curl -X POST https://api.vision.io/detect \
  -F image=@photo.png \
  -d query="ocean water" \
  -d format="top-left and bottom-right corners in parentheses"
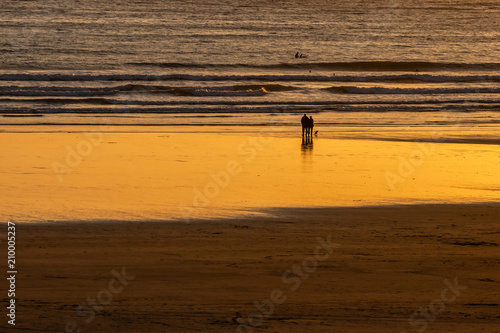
top-left (1, 0), bottom-right (500, 129)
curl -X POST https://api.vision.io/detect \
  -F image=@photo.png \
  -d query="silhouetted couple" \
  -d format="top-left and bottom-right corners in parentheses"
top-left (301, 114), bottom-right (314, 137)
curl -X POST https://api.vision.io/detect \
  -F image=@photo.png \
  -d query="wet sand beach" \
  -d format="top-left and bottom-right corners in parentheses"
top-left (3, 0), bottom-right (500, 331)
top-left (1, 128), bottom-right (499, 332)
top-left (6, 204), bottom-right (500, 333)
top-left (1, 129), bottom-right (500, 222)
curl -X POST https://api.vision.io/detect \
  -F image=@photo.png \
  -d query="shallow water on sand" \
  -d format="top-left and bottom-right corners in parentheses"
top-left (2, 130), bottom-right (499, 222)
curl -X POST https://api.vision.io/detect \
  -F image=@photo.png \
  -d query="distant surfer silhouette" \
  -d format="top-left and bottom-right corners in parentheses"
top-left (295, 52), bottom-right (307, 59)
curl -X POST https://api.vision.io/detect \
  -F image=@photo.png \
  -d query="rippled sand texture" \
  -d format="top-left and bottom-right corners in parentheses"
top-left (9, 205), bottom-right (500, 333)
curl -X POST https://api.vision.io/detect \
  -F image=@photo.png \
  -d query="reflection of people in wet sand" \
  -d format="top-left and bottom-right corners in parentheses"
top-left (302, 133), bottom-right (313, 147)
top-left (302, 122), bottom-right (313, 151)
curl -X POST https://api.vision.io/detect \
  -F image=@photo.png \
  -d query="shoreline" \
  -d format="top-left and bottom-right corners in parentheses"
top-left (3, 123), bottom-right (500, 145)
top-left (9, 204), bottom-right (500, 332)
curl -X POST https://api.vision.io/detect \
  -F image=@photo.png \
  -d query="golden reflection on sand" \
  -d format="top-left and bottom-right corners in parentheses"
top-left (1, 131), bottom-right (499, 222)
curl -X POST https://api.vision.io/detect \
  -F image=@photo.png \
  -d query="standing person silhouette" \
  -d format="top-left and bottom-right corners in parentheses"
top-left (301, 114), bottom-right (308, 136)
top-left (308, 116), bottom-right (314, 136)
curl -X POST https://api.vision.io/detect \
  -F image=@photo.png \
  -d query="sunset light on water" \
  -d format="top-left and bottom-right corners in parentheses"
top-left (1, 1), bottom-right (499, 332)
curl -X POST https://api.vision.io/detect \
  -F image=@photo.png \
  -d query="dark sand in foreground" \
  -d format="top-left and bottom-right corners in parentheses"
top-left (6, 204), bottom-right (500, 332)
